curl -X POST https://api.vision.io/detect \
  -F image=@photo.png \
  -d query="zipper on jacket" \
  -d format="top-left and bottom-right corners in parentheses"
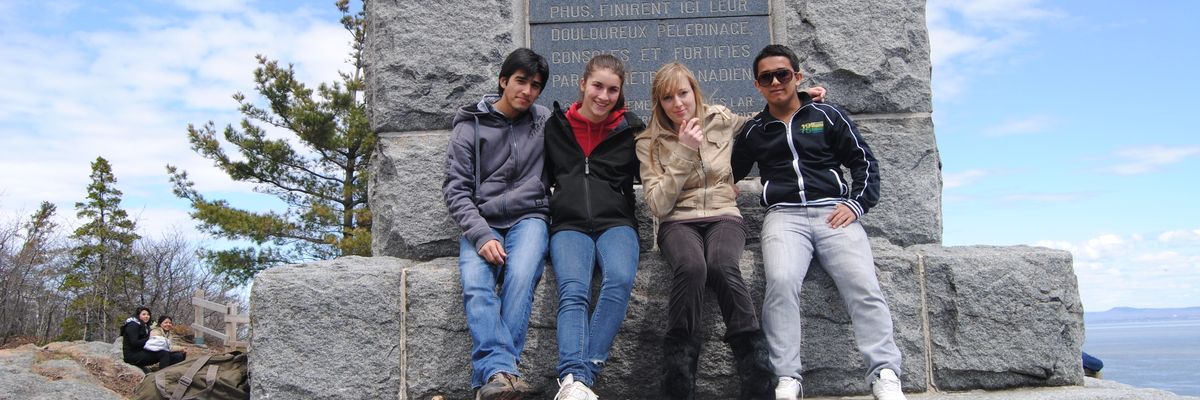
top-left (782, 109), bottom-right (807, 204)
top-left (584, 156), bottom-right (594, 231)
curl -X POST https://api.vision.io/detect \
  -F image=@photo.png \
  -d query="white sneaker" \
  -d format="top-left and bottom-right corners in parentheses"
top-left (554, 373), bottom-right (598, 400)
top-left (871, 369), bottom-right (906, 400)
top-left (775, 376), bottom-right (800, 400)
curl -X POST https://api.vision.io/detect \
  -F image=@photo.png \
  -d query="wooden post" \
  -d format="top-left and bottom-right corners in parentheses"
top-left (193, 289), bottom-right (205, 344)
top-left (226, 302), bottom-right (238, 347)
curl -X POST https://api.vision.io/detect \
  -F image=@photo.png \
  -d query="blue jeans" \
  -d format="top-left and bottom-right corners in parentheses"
top-left (459, 218), bottom-right (548, 388)
top-left (550, 226), bottom-right (639, 386)
top-left (760, 206), bottom-right (902, 386)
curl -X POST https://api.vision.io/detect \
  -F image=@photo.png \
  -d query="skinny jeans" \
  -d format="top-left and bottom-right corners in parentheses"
top-left (550, 226), bottom-right (639, 387)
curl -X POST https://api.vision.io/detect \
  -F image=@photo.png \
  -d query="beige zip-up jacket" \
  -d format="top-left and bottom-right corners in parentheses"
top-left (636, 104), bottom-right (748, 223)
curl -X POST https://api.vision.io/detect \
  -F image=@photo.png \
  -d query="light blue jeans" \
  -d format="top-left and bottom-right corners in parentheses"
top-left (550, 226), bottom-right (639, 387)
top-left (459, 218), bottom-right (548, 388)
top-left (760, 206), bottom-right (902, 386)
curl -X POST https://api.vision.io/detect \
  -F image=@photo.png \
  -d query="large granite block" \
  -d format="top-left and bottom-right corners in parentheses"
top-left (364, 0), bottom-right (525, 133)
top-left (856, 116), bottom-right (942, 246)
top-left (914, 245), bottom-right (1085, 391)
top-left (249, 256), bottom-right (407, 400)
top-left (778, 0), bottom-right (932, 115)
top-left (369, 132), bottom-right (460, 260)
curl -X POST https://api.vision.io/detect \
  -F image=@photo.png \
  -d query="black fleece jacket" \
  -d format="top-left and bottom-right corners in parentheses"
top-left (544, 102), bottom-right (645, 234)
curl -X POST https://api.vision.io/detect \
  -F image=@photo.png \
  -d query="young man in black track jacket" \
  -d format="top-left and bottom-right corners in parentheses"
top-left (731, 44), bottom-right (907, 400)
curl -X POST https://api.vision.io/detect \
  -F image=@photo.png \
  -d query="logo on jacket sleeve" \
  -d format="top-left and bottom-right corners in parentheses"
top-left (799, 122), bottom-right (824, 134)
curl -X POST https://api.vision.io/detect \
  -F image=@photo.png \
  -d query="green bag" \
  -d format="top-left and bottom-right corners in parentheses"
top-left (132, 351), bottom-right (250, 400)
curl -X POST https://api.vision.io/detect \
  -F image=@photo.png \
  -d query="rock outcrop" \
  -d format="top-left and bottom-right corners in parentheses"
top-left (0, 341), bottom-right (137, 400)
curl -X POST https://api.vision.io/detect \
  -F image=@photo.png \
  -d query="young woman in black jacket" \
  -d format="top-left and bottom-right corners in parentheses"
top-left (544, 54), bottom-right (646, 400)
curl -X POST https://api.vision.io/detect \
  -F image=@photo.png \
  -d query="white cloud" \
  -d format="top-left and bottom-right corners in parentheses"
top-left (1038, 231), bottom-right (1200, 310)
top-left (980, 114), bottom-right (1057, 136)
top-left (942, 169), bottom-right (988, 189)
top-left (1103, 144), bottom-right (1200, 175)
top-left (1038, 233), bottom-right (1133, 260)
top-left (1159, 229), bottom-right (1200, 245)
top-left (927, 0), bottom-right (1065, 100)
top-left (0, 1), bottom-right (353, 232)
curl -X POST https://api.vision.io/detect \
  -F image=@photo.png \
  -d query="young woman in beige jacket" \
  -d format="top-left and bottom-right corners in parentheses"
top-left (636, 62), bottom-right (823, 400)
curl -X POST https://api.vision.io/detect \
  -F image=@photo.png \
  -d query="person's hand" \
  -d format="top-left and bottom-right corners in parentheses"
top-left (827, 203), bottom-right (857, 228)
top-left (180, 347), bottom-right (188, 355)
top-left (805, 86), bottom-right (827, 102)
top-left (678, 117), bottom-right (703, 150)
top-left (478, 239), bottom-right (506, 265)
top-left (732, 182), bottom-right (740, 197)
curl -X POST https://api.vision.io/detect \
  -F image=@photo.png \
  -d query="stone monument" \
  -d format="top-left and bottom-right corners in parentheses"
top-left (247, 1), bottom-right (1084, 399)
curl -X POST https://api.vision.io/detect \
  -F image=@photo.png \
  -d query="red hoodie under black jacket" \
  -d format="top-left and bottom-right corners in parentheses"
top-left (544, 101), bottom-right (646, 235)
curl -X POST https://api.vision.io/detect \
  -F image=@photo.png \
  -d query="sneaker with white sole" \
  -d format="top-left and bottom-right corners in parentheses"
top-left (871, 368), bottom-right (906, 400)
top-left (553, 373), bottom-right (598, 400)
top-left (775, 376), bottom-right (800, 400)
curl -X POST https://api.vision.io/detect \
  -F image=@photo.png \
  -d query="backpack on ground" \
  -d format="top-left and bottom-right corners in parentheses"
top-left (132, 351), bottom-right (250, 400)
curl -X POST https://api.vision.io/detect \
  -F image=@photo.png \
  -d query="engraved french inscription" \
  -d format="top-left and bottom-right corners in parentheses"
top-left (531, 0), bottom-right (770, 116)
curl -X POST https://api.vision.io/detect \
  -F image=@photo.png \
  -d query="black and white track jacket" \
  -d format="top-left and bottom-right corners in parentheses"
top-left (731, 92), bottom-right (880, 217)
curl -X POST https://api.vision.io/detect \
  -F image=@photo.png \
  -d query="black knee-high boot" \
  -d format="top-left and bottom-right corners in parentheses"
top-left (662, 334), bottom-right (701, 400)
top-left (728, 330), bottom-right (776, 400)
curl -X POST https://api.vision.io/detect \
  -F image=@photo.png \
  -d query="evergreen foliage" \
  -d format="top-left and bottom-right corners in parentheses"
top-left (63, 157), bottom-right (141, 341)
top-left (168, 1), bottom-right (372, 286)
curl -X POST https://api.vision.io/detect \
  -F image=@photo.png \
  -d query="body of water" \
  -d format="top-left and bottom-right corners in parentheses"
top-left (1082, 319), bottom-right (1200, 396)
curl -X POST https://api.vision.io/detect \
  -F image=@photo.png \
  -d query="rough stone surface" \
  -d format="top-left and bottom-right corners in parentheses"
top-left (855, 116), bottom-right (942, 246)
top-left (0, 344), bottom-right (127, 400)
top-left (249, 256), bottom-right (407, 400)
top-left (780, 0), bottom-right (932, 115)
top-left (255, 243), bottom-right (1087, 398)
top-left (913, 245), bottom-right (1085, 391)
top-left (363, 0), bottom-right (525, 133)
top-left (369, 132), bottom-right (461, 260)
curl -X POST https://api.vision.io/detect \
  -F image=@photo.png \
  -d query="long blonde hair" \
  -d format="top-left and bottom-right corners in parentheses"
top-left (648, 62), bottom-right (706, 134)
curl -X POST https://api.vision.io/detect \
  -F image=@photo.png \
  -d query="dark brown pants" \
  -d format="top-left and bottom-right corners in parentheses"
top-left (658, 219), bottom-right (760, 340)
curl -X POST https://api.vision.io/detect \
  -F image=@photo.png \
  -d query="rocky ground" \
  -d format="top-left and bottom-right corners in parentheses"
top-left (2, 337), bottom-right (1197, 400)
top-left (0, 337), bottom-right (234, 400)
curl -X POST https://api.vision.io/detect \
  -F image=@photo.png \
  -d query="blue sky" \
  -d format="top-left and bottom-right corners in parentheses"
top-left (1, 0), bottom-right (1197, 312)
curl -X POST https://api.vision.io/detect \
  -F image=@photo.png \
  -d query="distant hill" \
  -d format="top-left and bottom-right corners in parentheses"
top-left (1085, 306), bottom-right (1200, 324)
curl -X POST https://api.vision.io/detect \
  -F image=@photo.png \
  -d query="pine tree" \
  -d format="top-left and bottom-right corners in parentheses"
top-left (64, 157), bottom-right (140, 341)
top-left (168, 1), bottom-right (372, 286)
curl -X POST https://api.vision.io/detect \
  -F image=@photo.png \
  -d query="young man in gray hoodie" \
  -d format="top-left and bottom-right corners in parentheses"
top-left (442, 48), bottom-right (551, 400)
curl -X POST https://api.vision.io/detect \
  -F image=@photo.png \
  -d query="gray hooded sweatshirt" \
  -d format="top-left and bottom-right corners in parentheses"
top-left (442, 94), bottom-right (551, 251)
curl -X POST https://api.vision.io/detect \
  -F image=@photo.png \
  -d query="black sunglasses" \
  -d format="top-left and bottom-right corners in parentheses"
top-left (756, 69), bottom-right (796, 86)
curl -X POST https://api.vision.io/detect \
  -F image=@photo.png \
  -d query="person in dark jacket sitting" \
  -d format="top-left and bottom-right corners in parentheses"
top-left (544, 53), bottom-right (645, 400)
top-left (121, 306), bottom-right (172, 370)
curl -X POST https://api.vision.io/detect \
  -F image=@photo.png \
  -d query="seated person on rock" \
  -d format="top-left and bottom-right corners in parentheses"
top-left (149, 315), bottom-right (187, 367)
top-left (442, 47), bottom-right (551, 400)
top-left (731, 44), bottom-right (906, 400)
top-left (121, 307), bottom-right (174, 371)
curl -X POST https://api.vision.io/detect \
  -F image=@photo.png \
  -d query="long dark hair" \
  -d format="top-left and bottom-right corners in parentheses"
top-left (132, 307), bottom-right (151, 323)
